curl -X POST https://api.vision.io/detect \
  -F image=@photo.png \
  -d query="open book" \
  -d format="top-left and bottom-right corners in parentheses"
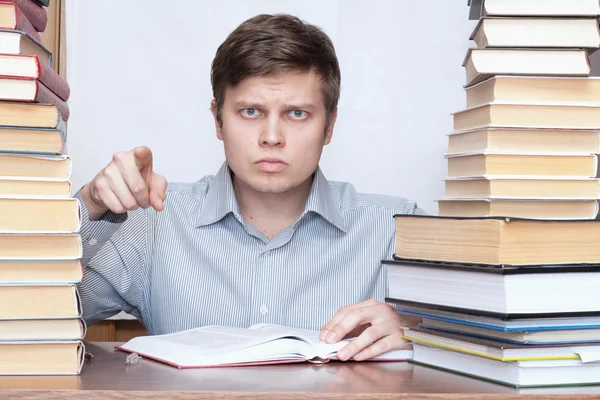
top-left (115, 323), bottom-right (413, 368)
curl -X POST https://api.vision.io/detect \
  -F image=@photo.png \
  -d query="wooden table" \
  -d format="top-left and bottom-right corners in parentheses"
top-left (1, 342), bottom-right (600, 399)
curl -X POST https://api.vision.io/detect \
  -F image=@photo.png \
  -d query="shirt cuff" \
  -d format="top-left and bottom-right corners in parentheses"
top-left (74, 188), bottom-right (128, 265)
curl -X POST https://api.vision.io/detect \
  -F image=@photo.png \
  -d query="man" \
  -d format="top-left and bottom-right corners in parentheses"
top-left (77, 13), bottom-right (421, 362)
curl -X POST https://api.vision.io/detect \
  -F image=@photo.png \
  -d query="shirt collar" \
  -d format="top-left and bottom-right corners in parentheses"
top-left (303, 166), bottom-right (347, 232)
top-left (194, 162), bottom-right (347, 232)
top-left (194, 162), bottom-right (242, 227)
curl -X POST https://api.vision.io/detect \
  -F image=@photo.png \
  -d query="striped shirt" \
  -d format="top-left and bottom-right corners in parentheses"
top-left (76, 162), bottom-right (420, 334)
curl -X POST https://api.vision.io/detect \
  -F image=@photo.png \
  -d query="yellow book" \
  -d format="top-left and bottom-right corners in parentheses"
top-left (403, 328), bottom-right (594, 362)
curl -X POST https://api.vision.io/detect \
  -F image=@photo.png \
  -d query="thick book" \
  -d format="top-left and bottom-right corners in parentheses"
top-left (437, 198), bottom-right (599, 220)
top-left (0, 179), bottom-right (71, 197)
top-left (411, 343), bottom-right (600, 388)
top-left (0, 318), bottom-right (85, 341)
top-left (116, 323), bottom-right (413, 368)
top-left (463, 48), bottom-right (590, 87)
top-left (0, 197), bottom-right (79, 233)
top-left (403, 327), bottom-right (600, 361)
top-left (0, 259), bottom-right (82, 284)
top-left (0, 101), bottom-right (61, 127)
top-left (0, 197), bottom-right (80, 233)
top-left (0, 341), bottom-right (83, 375)
top-left (470, 17), bottom-right (600, 49)
top-left (0, 233), bottom-right (81, 260)
top-left (0, 79), bottom-right (69, 120)
top-left (443, 176), bottom-right (600, 200)
top-left (465, 76), bottom-right (600, 107)
top-left (391, 299), bottom-right (600, 329)
top-left (445, 151), bottom-right (598, 178)
top-left (452, 102), bottom-right (600, 132)
top-left (418, 318), bottom-right (600, 345)
top-left (469, 0), bottom-right (600, 19)
top-left (0, 154), bottom-right (71, 180)
top-left (0, 123), bottom-right (66, 155)
top-left (0, 29), bottom-right (51, 65)
top-left (447, 127), bottom-right (600, 154)
top-left (392, 215), bottom-right (600, 266)
top-left (383, 258), bottom-right (600, 316)
top-left (0, 285), bottom-right (81, 319)
top-left (13, 0), bottom-right (46, 32)
top-left (0, 1), bottom-right (40, 41)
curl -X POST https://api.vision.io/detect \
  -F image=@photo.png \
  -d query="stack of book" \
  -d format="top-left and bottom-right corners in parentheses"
top-left (386, 215), bottom-right (600, 387)
top-left (383, 0), bottom-right (600, 388)
top-left (440, 0), bottom-right (600, 220)
top-left (0, 0), bottom-right (84, 376)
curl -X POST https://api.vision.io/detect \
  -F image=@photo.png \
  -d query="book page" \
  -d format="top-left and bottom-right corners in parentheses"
top-left (152, 325), bottom-right (288, 355)
top-left (119, 324), bottom-right (326, 366)
top-left (248, 323), bottom-right (324, 344)
top-left (249, 324), bottom-right (350, 359)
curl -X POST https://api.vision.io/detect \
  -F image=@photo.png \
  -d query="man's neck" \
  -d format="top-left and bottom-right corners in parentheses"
top-left (233, 174), bottom-right (313, 240)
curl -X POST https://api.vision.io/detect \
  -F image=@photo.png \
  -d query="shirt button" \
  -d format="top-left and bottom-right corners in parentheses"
top-left (259, 304), bottom-right (268, 315)
top-left (88, 238), bottom-right (98, 246)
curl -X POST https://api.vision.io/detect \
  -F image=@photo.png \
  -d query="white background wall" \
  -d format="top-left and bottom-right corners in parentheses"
top-left (64, 0), bottom-right (476, 214)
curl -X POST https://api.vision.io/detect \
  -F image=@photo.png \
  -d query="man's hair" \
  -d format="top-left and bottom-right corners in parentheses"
top-left (211, 14), bottom-right (341, 129)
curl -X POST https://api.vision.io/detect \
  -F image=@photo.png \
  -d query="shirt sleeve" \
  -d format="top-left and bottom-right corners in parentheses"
top-left (413, 205), bottom-right (428, 216)
top-left (74, 189), bottom-right (150, 327)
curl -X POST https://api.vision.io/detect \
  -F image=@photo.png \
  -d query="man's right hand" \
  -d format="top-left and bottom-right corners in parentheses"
top-left (81, 146), bottom-right (168, 221)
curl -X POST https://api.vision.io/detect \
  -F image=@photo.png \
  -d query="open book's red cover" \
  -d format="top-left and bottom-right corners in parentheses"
top-left (114, 345), bottom-right (411, 369)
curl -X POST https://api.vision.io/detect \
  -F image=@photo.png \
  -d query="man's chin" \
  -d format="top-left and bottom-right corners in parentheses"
top-left (250, 184), bottom-right (292, 195)
top-left (247, 177), bottom-right (293, 194)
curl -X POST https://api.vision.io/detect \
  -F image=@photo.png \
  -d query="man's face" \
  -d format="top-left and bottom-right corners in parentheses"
top-left (212, 69), bottom-right (336, 194)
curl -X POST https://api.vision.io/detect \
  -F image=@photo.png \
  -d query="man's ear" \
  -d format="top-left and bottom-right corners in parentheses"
top-left (324, 108), bottom-right (337, 145)
top-left (211, 100), bottom-right (223, 141)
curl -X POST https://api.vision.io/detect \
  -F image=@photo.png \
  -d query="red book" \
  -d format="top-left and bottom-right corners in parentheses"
top-left (0, 53), bottom-right (69, 100)
top-left (13, 0), bottom-right (46, 32)
top-left (32, 80), bottom-right (69, 121)
top-left (0, 78), bottom-right (69, 120)
top-left (0, 1), bottom-right (41, 42)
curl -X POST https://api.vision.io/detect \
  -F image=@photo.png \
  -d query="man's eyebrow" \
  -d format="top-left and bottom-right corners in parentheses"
top-left (285, 103), bottom-right (316, 110)
top-left (235, 101), bottom-right (264, 108)
top-left (234, 101), bottom-right (316, 110)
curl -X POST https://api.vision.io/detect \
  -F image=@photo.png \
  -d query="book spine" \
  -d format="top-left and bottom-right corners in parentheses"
top-left (13, 0), bottom-right (47, 32)
top-left (34, 80), bottom-right (70, 121)
top-left (9, 3), bottom-right (42, 42)
top-left (36, 56), bottom-right (70, 101)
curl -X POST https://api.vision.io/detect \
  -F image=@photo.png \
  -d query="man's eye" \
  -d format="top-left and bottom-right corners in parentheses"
top-left (241, 108), bottom-right (260, 117)
top-left (289, 110), bottom-right (307, 119)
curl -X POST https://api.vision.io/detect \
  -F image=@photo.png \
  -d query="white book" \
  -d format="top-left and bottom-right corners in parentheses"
top-left (462, 48), bottom-right (590, 87)
top-left (412, 343), bottom-right (600, 388)
top-left (469, 0), bottom-right (600, 18)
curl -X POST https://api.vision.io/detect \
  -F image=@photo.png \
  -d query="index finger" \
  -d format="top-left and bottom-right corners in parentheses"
top-left (133, 146), bottom-right (153, 171)
top-left (116, 156), bottom-right (150, 209)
